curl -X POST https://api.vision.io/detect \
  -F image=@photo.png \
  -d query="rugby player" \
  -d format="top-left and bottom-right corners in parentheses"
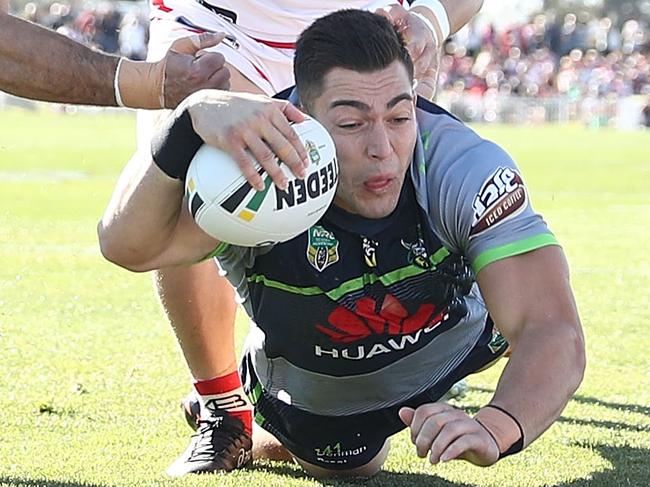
top-left (137, 0), bottom-right (483, 475)
top-left (99, 9), bottom-right (585, 479)
top-left (0, 8), bottom-right (230, 108)
top-left (1, 0), bottom-right (481, 474)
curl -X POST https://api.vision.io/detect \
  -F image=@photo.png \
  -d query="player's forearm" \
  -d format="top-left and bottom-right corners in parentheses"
top-left (98, 154), bottom-right (186, 271)
top-left (0, 14), bottom-right (118, 105)
top-left (440, 0), bottom-right (482, 34)
top-left (410, 0), bottom-right (482, 37)
top-left (490, 321), bottom-right (585, 448)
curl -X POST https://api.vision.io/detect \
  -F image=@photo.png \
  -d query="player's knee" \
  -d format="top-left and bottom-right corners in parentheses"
top-left (296, 439), bottom-right (390, 479)
top-left (252, 424), bottom-right (293, 462)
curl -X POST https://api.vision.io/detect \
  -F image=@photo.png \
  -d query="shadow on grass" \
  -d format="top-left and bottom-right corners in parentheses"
top-left (557, 444), bottom-right (650, 486)
top-left (571, 394), bottom-right (650, 417)
top-left (0, 479), bottom-right (109, 487)
top-left (468, 386), bottom-right (650, 485)
top-left (470, 387), bottom-right (650, 419)
top-left (250, 463), bottom-right (475, 486)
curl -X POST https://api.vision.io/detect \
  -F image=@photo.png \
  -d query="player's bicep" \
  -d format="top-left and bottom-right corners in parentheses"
top-left (475, 245), bottom-right (580, 346)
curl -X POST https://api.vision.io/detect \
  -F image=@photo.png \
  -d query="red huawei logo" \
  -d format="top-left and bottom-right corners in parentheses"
top-left (315, 294), bottom-right (446, 343)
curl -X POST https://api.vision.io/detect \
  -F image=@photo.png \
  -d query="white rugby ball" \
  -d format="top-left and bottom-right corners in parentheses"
top-left (185, 117), bottom-right (338, 247)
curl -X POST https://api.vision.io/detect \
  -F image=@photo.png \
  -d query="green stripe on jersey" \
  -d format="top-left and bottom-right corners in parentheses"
top-left (249, 382), bottom-right (263, 405)
top-left (247, 246), bottom-right (450, 300)
top-left (472, 233), bottom-right (559, 274)
top-left (254, 411), bottom-right (266, 426)
top-left (199, 241), bottom-right (230, 262)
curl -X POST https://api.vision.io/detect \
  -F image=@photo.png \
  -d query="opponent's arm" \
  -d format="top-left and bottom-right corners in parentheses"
top-left (415, 0), bottom-right (483, 37)
top-left (98, 90), bottom-right (308, 271)
top-left (0, 13), bottom-right (230, 108)
top-left (400, 245), bottom-right (585, 466)
top-left (379, 0), bottom-right (483, 99)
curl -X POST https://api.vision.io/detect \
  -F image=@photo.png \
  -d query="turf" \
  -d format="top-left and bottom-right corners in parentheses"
top-left (0, 109), bottom-right (648, 486)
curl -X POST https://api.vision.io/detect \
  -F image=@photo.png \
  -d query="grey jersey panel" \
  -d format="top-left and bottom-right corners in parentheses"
top-left (412, 106), bottom-right (554, 266)
top-left (216, 244), bottom-right (266, 317)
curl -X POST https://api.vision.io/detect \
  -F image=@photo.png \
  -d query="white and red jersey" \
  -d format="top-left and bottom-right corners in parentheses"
top-left (151, 0), bottom-right (406, 47)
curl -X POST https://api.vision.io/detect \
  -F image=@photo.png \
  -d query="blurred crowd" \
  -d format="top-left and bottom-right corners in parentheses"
top-left (11, 1), bottom-right (650, 126)
top-left (441, 12), bottom-right (650, 100)
top-left (19, 1), bottom-right (148, 60)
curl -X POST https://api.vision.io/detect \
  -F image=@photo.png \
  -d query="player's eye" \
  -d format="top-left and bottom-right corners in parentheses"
top-left (338, 122), bottom-right (363, 129)
top-left (391, 117), bottom-right (411, 124)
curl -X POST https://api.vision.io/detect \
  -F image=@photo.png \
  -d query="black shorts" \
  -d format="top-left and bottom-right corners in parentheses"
top-left (240, 320), bottom-right (507, 470)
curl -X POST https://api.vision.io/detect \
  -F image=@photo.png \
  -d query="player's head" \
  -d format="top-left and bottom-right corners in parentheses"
top-left (294, 10), bottom-right (417, 219)
top-left (294, 9), bottom-right (414, 111)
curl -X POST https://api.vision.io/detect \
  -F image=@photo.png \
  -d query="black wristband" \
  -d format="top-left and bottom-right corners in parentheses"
top-left (483, 404), bottom-right (525, 459)
top-left (151, 107), bottom-right (203, 181)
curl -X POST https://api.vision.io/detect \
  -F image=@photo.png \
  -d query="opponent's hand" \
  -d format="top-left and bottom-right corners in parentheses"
top-left (399, 403), bottom-right (500, 466)
top-left (118, 33), bottom-right (231, 109)
top-left (376, 4), bottom-right (441, 100)
top-left (187, 90), bottom-right (309, 190)
top-left (162, 33), bottom-right (232, 108)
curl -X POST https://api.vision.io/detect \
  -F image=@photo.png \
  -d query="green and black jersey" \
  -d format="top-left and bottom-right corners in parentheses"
top-left (215, 97), bottom-right (558, 417)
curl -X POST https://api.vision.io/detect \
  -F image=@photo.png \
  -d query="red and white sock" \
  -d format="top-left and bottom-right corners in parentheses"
top-left (194, 371), bottom-right (253, 435)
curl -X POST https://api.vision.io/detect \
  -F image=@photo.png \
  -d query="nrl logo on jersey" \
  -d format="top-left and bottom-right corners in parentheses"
top-left (470, 167), bottom-right (528, 237)
top-left (307, 225), bottom-right (339, 272)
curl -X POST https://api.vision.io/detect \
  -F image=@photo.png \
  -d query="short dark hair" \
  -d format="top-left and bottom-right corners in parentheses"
top-left (294, 9), bottom-right (414, 109)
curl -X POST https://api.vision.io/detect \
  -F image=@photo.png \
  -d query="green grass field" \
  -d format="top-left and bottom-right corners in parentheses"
top-left (0, 109), bottom-right (649, 486)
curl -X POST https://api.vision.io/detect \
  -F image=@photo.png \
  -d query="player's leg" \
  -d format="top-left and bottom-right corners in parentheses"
top-left (142, 11), bottom-right (294, 476)
top-left (294, 440), bottom-right (390, 479)
top-left (152, 77), bottom-right (264, 475)
top-left (251, 423), bottom-right (390, 478)
top-left (252, 423), bottom-right (294, 462)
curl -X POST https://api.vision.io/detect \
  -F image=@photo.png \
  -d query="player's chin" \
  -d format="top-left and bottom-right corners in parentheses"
top-left (356, 190), bottom-right (401, 219)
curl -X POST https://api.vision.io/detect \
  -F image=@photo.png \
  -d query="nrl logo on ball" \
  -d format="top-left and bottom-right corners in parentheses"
top-left (470, 167), bottom-right (528, 237)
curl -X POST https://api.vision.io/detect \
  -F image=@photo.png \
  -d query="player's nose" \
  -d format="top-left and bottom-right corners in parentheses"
top-left (366, 123), bottom-right (392, 161)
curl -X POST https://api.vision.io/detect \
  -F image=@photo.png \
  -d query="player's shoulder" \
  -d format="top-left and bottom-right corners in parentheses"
top-left (414, 98), bottom-right (515, 189)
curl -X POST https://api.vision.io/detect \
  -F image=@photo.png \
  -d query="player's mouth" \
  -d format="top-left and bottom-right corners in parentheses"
top-left (363, 176), bottom-right (395, 193)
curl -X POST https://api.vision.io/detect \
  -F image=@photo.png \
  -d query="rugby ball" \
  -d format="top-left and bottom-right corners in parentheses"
top-left (185, 117), bottom-right (338, 247)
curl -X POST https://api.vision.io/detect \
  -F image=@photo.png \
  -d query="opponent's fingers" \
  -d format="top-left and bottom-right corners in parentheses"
top-left (399, 407), bottom-right (415, 426)
top-left (170, 32), bottom-right (227, 55)
top-left (413, 410), bottom-right (465, 458)
top-left (163, 51), bottom-right (229, 107)
top-left (374, 4), bottom-right (409, 29)
top-left (408, 403), bottom-right (456, 444)
top-left (415, 72), bottom-right (438, 101)
top-left (411, 42), bottom-right (436, 79)
top-left (242, 131), bottom-right (287, 190)
top-left (205, 60), bottom-right (231, 91)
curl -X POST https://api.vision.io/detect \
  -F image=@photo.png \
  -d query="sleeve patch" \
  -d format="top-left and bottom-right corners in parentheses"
top-left (470, 167), bottom-right (528, 238)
